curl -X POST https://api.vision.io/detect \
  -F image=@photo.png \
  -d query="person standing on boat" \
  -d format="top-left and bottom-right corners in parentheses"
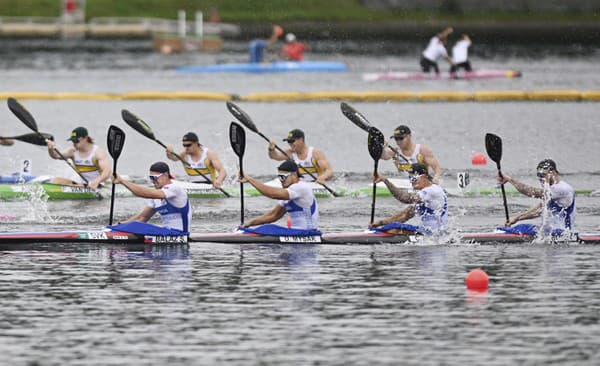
top-left (267, 129), bottom-right (333, 185)
top-left (450, 34), bottom-right (472, 74)
top-left (248, 24), bottom-right (283, 63)
top-left (112, 162), bottom-right (191, 233)
top-left (240, 160), bottom-right (319, 230)
top-left (420, 27), bottom-right (454, 74)
top-left (380, 125), bottom-right (442, 184)
top-left (498, 159), bottom-right (575, 233)
top-left (165, 132), bottom-right (227, 189)
top-left (280, 33), bottom-right (307, 61)
top-left (46, 127), bottom-right (111, 190)
top-left (371, 163), bottom-right (448, 234)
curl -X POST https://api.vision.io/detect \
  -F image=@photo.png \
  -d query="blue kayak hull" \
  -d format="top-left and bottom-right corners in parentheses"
top-left (177, 61), bottom-right (348, 73)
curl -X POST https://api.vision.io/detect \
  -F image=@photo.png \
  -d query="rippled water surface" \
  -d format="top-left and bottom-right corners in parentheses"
top-left (0, 41), bottom-right (599, 365)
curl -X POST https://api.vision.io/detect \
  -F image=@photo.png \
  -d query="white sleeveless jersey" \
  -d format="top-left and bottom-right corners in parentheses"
top-left (422, 37), bottom-right (448, 62)
top-left (395, 144), bottom-right (427, 174)
top-left (73, 145), bottom-right (101, 183)
top-left (184, 148), bottom-right (215, 183)
top-left (292, 146), bottom-right (319, 182)
top-left (452, 39), bottom-right (470, 63)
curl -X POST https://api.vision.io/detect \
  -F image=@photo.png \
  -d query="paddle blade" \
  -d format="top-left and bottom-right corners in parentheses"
top-left (229, 122), bottom-right (246, 158)
top-left (226, 101), bottom-right (259, 133)
top-left (5, 132), bottom-right (54, 146)
top-left (107, 125), bottom-right (126, 161)
top-left (121, 109), bottom-right (156, 140)
top-left (367, 126), bottom-right (385, 161)
top-left (7, 97), bottom-right (38, 132)
top-left (340, 102), bottom-right (371, 132)
top-left (485, 133), bottom-right (503, 164)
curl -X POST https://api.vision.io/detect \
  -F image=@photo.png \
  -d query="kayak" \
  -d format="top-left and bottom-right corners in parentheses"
top-left (0, 174), bottom-right (38, 183)
top-left (363, 69), bottom-right (522, 82)
top-left (177, 61), bottom-right (348, 73)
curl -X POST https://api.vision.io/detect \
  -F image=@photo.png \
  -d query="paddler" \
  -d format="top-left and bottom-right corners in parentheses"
top-left (267, 129), bottom-right (333, 185)
top-left (239, 160), bottom-right (319, 230)
top-left (371, 163), bottom-right (448, 234)
top-left (280, 33), bottom-right (307, 61)
top-left (112, 162), bottom-right (191, 233)
top-left (380, 125), bottom-right (442, 184)
top-left (420, 27), bottom-right (454, 74)
top-left (248, 24), bottom-right (283, 63)
top-left (498, 159), bottom-right (575, 234)
top-left (165, 132), bottom-right (227, 189)
top-left (46, 126), bottom-right (111, 190)
top-left (449, 34), bottom-right (472, 74)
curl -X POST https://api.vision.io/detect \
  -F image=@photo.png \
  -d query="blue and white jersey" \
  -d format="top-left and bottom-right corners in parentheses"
top-left (147, 182), bottom-right (191, 232)
top-left (414, 184), bottom-right (448, 232)
top-left (543, 180), bottom-right (575, 231)
top-left (279, 181), bottom-right (319, 230)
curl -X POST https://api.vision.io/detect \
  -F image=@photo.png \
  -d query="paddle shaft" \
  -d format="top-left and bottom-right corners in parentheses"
top-left (371, 160), bottom-right (379, 224)
top-left (239, 157), bottom-right (244, 225)
top-left (109, 160), bottom-right (118, 225)
top-left (496, 162), bottom-right (510, 223)
top-left (154, 139), bottom-right (231, 198)
top-left (46, 133), bottom-right (90, 185)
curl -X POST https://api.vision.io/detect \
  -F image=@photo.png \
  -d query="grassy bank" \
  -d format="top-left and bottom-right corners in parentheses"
top-left (1, 0), bottom-right (598, 23)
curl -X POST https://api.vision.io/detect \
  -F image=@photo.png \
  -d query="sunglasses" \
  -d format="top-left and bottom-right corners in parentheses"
top-left (394, 136), bottom-right (407, 141)
top-left (409, 174), bottom-right (422, 183)
top-left (149, 172), bottom-right (165, 182)
top-left (536, 172), bottom-right (548, 179)
top-left (182, 143), bottom-right (193, 147)
top-left (278, 173), bottom-right (291, 182)
top-left (286, 139), bottom-right (296, 144)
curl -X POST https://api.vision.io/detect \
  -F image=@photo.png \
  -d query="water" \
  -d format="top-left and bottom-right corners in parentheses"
top-left (0, 41), bottom-right (599, 365)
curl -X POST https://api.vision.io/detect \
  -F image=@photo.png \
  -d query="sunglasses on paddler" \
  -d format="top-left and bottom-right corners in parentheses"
top-left (278, 173), bottom-right (291, 182)
top-left (149, 172), bottom-right (165, 182)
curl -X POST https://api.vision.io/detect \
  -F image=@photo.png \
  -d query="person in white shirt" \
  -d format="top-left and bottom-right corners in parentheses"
top-left (112, 162), bottom-right (191, 233)
top-left (420, 27), bottom-right (454, 74)
top-left (240, 160), bottom-right (319, 230)
top-left (450, 34), bottom-right (472, 74)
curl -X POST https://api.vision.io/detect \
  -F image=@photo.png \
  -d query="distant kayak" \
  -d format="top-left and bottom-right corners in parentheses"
top-left (363, 69), bottom-right (522, 81)
top-left (177, 61), bottom-right (348, 73)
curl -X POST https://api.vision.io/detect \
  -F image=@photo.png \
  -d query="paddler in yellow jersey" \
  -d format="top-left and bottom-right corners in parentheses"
top-left (380, 125), bottom-right (442, 184)
top-left (46, 126), bottom-right (111, 190)
top-left (165, 132), bottom-right (227, 189)
top-left (267, 129), bottom-right (333, 185)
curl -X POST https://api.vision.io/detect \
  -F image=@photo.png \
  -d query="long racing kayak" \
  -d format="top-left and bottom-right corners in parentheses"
top-left (177, 61), bottom-right (348, 73)
top-left (363, 69), bottom-right (522, 81)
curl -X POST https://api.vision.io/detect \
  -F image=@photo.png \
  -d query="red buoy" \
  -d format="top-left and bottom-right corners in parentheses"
top-left (471, 152), bottom-right (487, 165)
top-left (286, 216), bottom-right (292, 228)
top-left (465, 269), bottom-right (489, 291)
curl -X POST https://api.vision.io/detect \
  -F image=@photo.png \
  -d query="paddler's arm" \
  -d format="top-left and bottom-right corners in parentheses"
top-left (89, 148), bottom-right (112, 190)
top-left (242, 205), bottom-right (286, 228)
top-left (207, 150), bottom-right (227, 189)
top-left (506, 202), bottom-right (543, 226)
top-left (313, 148), bottom-right (333, 184)
top-left (380, 140), bottom-right (396, 160)
top-left (113, 175), bottom-right (166, 199)
top-left (121, 206), bottom-right (156, 224)
top-left (46, 140), bottom-right (73, 160)
top-left (240, 174), bottom-right (290, 200)
top-left (165, 146), bottom-right (181, 162)
top-left (498, 173), bottom-right (543, 198)
top-left (370, 205), bottom-right (415, 227)
top-left (374, 173), bottom-right (418, 204)
top-left (267, 140), bottom-right (288, 161)
top-left (420, 145), bottom-right (442, 184)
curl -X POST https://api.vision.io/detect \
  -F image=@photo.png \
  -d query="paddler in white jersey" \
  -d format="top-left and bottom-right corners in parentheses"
top-left (240, 160), bottom-right (319, 230)
top-left (420, 27), bottom-right (454, 74)
top-left (371, 163), bottom-right (448, 234)
top-left (165, 132), bottom-right (227, 189)
top-left (112, 162), bottom-right (191, 233)
top-left (46, 126), bottom-right (111, 190)
top-left (449, 34), bottom-right (472, 74)
top-left (380, 125), bottom-right (442, 184)
top-left (267, 129), bottom-right (333, 185)
top-left (498, 159), bottom-right (575, 233)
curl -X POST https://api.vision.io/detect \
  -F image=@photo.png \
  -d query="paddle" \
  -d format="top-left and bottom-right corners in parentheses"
top-left (107, 125), bottom-right (125, 226)
top-left (485, 133), bottom-right (510, 223)
top-left (0, 132), bottom-right (54, 146)
top-left (340, 102), bottom-right (409, 164)
top-left (368, 126), bottom-right (385, 224)
top-left (226, 101), bottom-right (340, 197)
top-left (7, 97), bottom-right (90, 185)
top-left (121, 109), bottom-right (231, 198)
top-left (229, 122), bottom-right (246, 225)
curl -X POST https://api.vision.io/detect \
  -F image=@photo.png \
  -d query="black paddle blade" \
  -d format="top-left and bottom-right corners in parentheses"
top-left (3, 132), bottom-right (54, 146)
top-left (226, 101), bottom-right (259, 133)
top-left (107, 125), bottom-right (126, 160)
top-left (229, 122), bottom-right (246, 158)
top-left (367, 126), bottom-right (385, 161)
top-left (485, 133), bottom-right (503, 164)
top-left (340, 102), bottom-right (371, 132)
top-left (121, 109), bottom-right (156, 140)
top-left (7, 97), bottom-right (38, 132)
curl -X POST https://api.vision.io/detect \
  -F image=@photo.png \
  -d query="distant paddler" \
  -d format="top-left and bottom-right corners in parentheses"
top-left (371, 163), bottom-right (448, 235)
top-left (248, 24), bottom-right (283, 63)
top-left (497, 159), bottom-right (575, 235)
top-left (280, 33), bottom-right (308, 61)
top-left (239, 160), bottom-right (319, 230)
top-left (46, 127), bottom-right (111, 190)
top-left (112, 162), bottom-right (191, 233)
top-left (420, 27), bottom-right (454, 74)
top-left (165, 132), bottom-right (227, 189)
top-left (380, 125), bottom-right (442, 184)
top-left (267, 129), bottom-right (333, 185)
top-left (450, 34), bottom-right (472, 74)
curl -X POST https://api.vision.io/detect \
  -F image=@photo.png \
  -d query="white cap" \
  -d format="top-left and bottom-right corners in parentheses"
top-left (285, 33), bottom-right (296, 43)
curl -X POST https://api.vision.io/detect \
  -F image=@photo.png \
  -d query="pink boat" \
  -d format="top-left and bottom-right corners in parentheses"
top-left (363, 69), bottom-right (522, 81)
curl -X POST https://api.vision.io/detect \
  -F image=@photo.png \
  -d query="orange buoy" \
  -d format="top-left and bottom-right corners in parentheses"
top-left (465, 269), bottom-right (489, 291)
top-left (471, 152), bottom-right (487, 165)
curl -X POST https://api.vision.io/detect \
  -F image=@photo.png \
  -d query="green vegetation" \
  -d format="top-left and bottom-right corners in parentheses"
top-left (0, 0), bottom-right (597, 23)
